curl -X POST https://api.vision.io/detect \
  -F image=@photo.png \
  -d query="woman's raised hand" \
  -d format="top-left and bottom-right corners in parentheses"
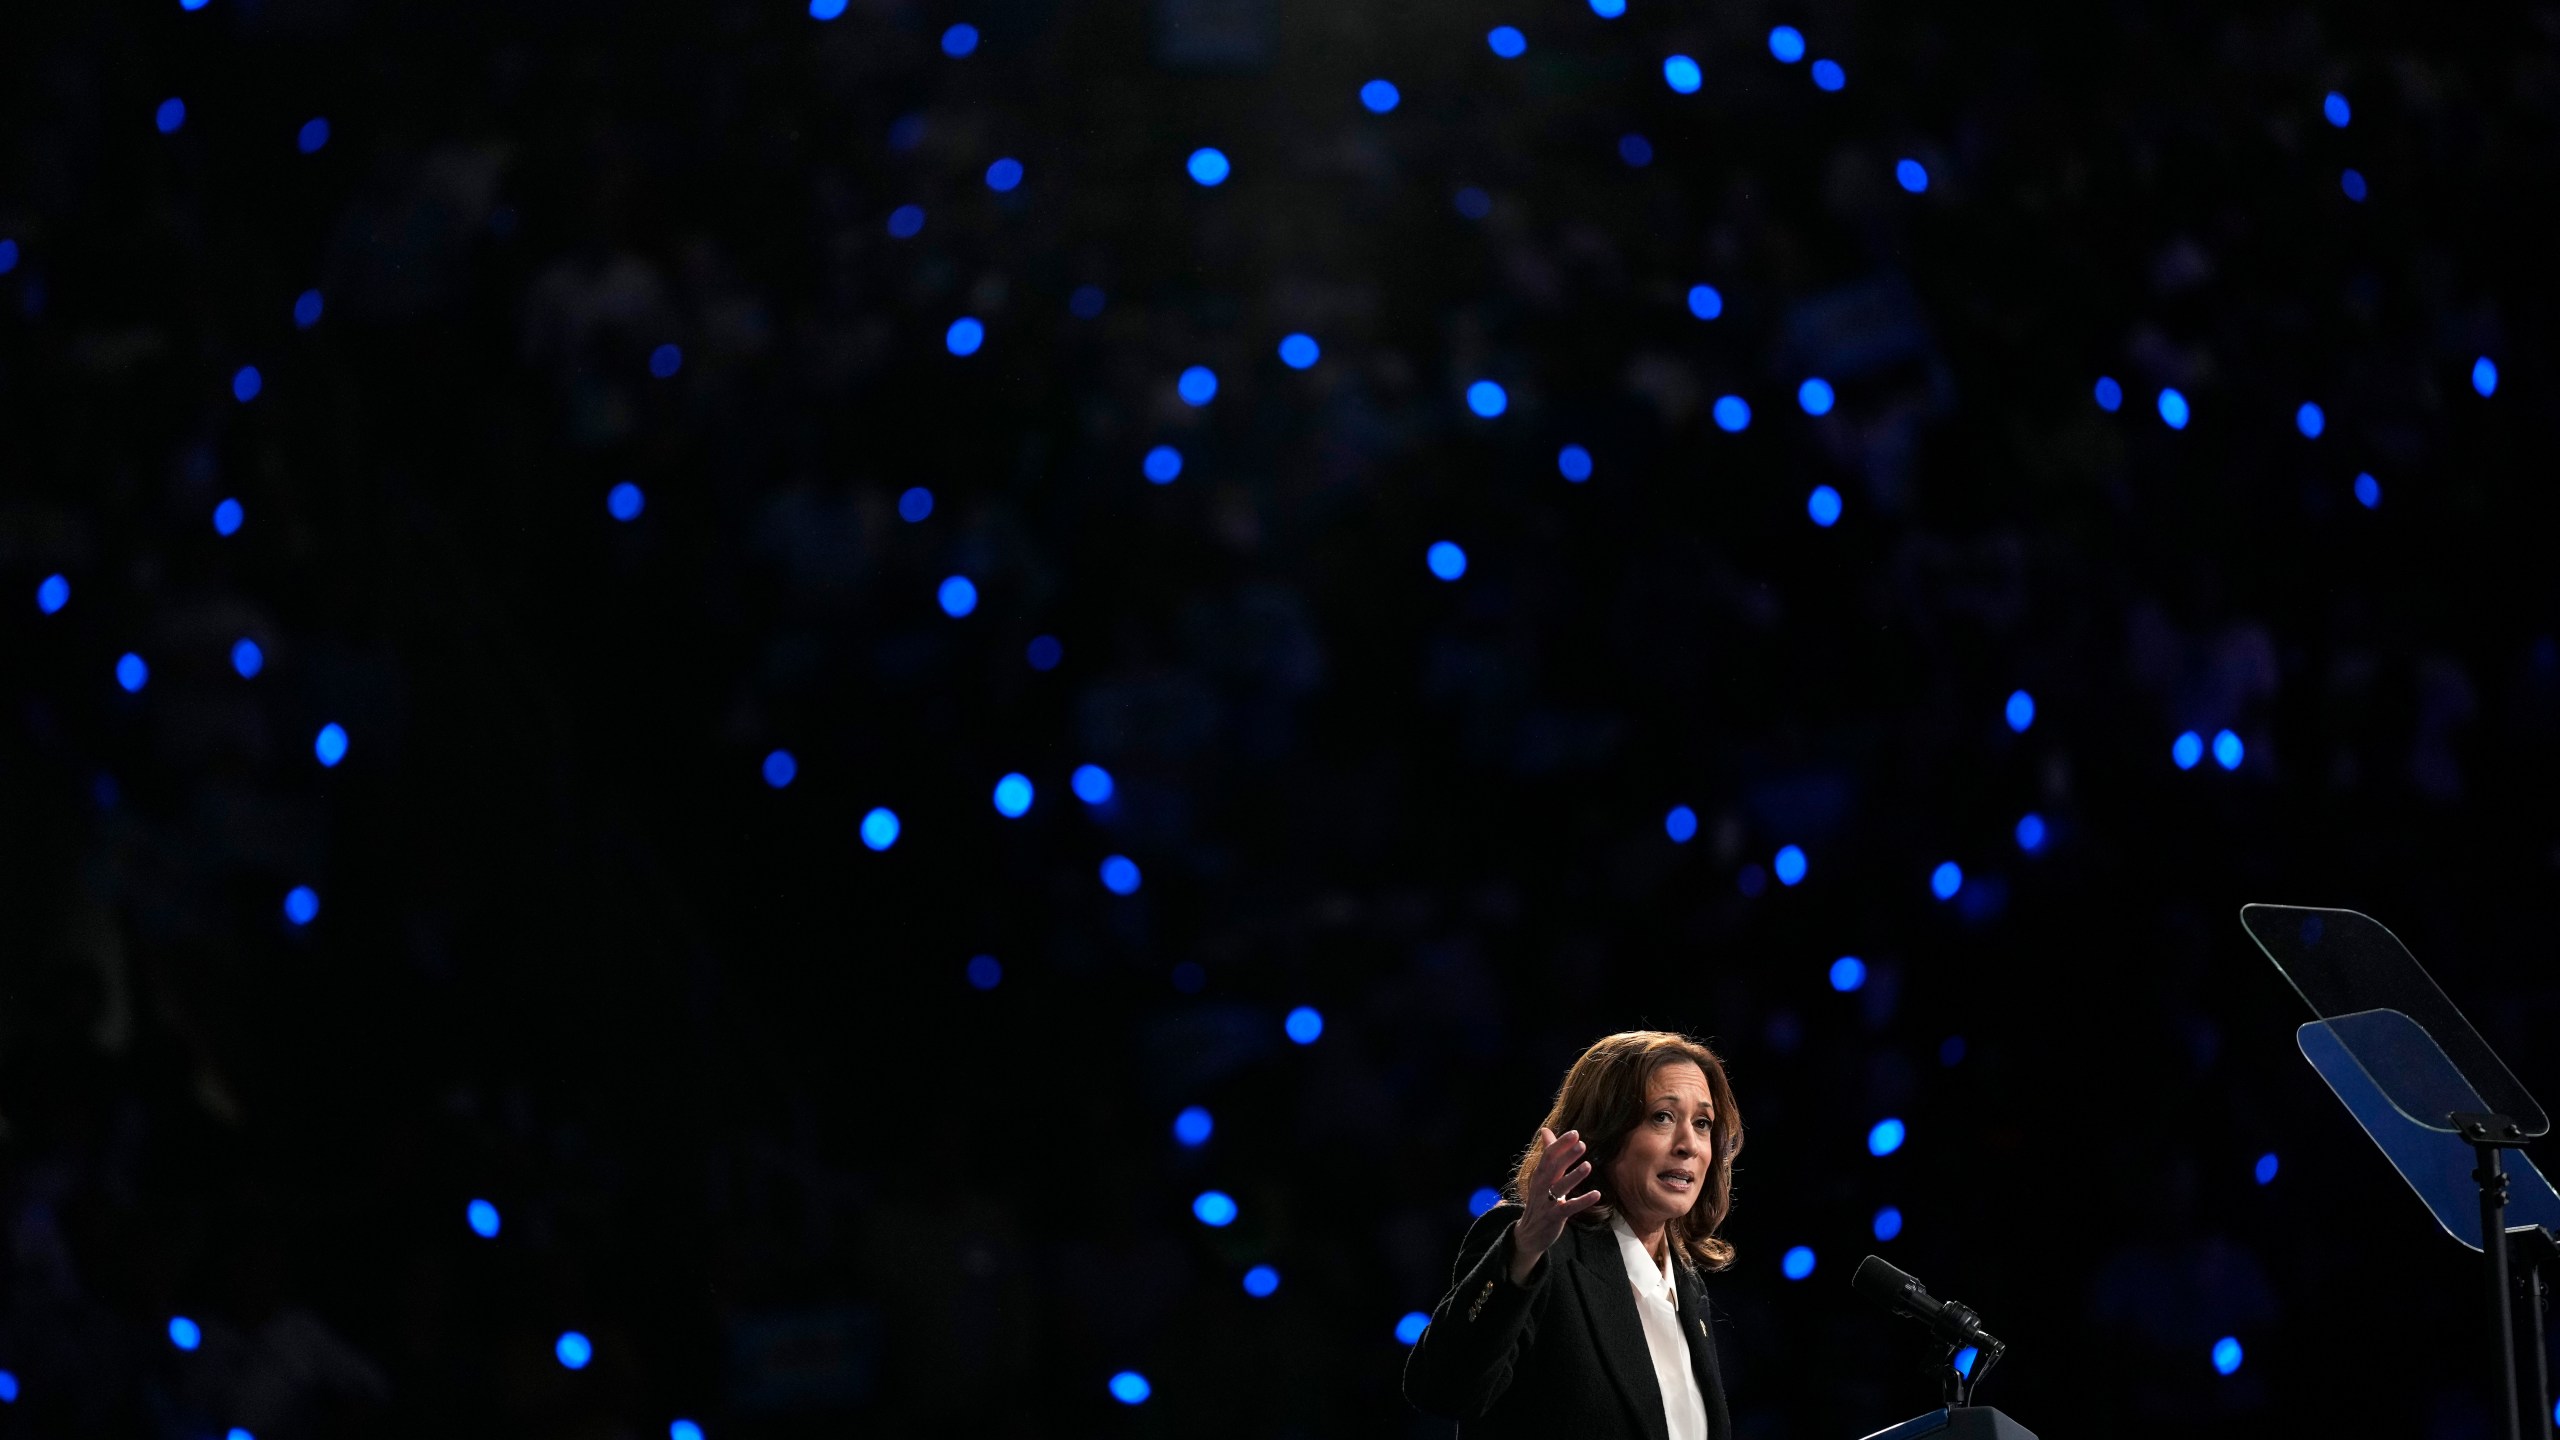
top-left (1508, 1127), bottom-right (1602, 1284)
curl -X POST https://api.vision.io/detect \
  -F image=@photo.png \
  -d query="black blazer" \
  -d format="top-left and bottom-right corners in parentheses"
top-left (1403, 1204), bottom-right (1732, 1440)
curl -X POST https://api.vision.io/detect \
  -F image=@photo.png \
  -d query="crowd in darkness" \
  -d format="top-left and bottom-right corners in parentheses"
top-left (3, 0), bottom-right (2558, 1435)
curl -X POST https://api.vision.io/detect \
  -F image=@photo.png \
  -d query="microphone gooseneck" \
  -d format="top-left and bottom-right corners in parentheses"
top-left (1850, 1254), bottom-right (2007, 1361)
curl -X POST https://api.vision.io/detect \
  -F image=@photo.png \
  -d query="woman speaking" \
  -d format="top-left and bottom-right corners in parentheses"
top-left (1404, 1030), bottom-right (1744, 1439)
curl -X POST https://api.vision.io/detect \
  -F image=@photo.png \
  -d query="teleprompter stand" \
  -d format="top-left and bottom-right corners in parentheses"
top-left (2240, 904), bottom-right (2558, 1440)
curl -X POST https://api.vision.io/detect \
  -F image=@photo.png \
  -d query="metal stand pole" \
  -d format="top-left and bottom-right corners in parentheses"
top-left (2510, 1225), bottom-right (2558, 1440)
top-left (2462, 1115), bottom-right (2526, 1440)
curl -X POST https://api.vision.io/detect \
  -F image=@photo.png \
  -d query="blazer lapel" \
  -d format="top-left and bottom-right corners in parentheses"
top-left (1568, 1222), bottom-right (1671, 1440)
top-left (1675, 1264), bottom-right (1732, 1440)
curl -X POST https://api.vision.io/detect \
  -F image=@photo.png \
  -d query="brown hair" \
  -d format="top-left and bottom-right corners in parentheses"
top-left (1509, 1030), bottom-right (1744, 1271)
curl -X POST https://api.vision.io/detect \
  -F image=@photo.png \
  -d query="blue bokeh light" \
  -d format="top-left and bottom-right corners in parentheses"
top-left (1895, 159), bottom-right (1929, 193)
top-left (1807, 485), bottom-right (1843, 528)
top-left (1558, 444), bottom-right (1593, 482)
top-left (966, 954), bottom-right (1003, 990)
top-left (36, 574), bottom-right (69, 614)
top-left (887, 204), bottom-right (925, 239)
top-left (1781, 1246), bottom-right (1816, 1281)
top-left (314, 722), bottom-right (348, 767)
top-left (157, 97), bottom-right (187, 134)
top-left (1454, 185), bottom-right (1493, 218)
top-left (1798, 377), bottom-right (1834, 415)
top-left (1193, 1190), bottom-right (1238, 1226)
top-left (1811, 58), bottom-right (1845, 91)
top-left (993, 772), bottom-right (1034, 818)
top-left (231, 638), bottom-right (263, 678)
top-left (2158, 388), bottom-right (2190, 429)
top-left (2006, 689), bottom-right (2035, 732)
top-left (762, 750), bottom-right (797, 789)
top-left (1361, 79), bottom-right (1401, 114)
top-left (1143, 445), bottom-right (1183, 484)
top-left (607, 481), bottom-right (645, 521)
top-left (1687, 284), bottom-right (1724, 320)
top-left (1395, 1312), bottom-right (1430, 1345)
top-left (985, 157), bottom-right (1024, 192)
top-left (2094, 376), bottom-right (2123, 412)
top-left (1285, 1006), bottom-right (1324, 1044)
top-left (1486, 25), bottom-right (1527, 58)
top-left (1101, 855), bottom-right (1142, 894)
top-left (1027, 634), bottom-right (1064, 671)
top-left (1186, 148), bottom-right (1231, 186)
top-left (946, 317), bottom-right (985, 356)
top-left (1956, 1346), bottom-right (1980, 1378)
top-left (1178, 366), bottom-right (1219, 405)
top-left (1109, 1371), bottom-right (1152, 1404)
top-left (1072, 764), bottom-right (1114, 804)
top-left (2254, 1152), bottom-right (2280, 1185)
top-left (2473, 357), bottom-right (2499, 397)
top-left (297, 117), bottom-right (330, 154)
top-left (1589, 0), bottom-right (1624, 15)
top-left (860, 808), bottom-right (902, 851)
top-left (294, 289), bottom-right (324, 328)
top-left (1665, 805), bottom-right (1698, 843)
top-left (649, 344), bottom-right (681, 378)
top-left (1619, 133), bottom-right (1654, 167)
top-left (2212, 729), bottom-right (2244, 770)
top-left (2172, 730), bottom-right (2204, 769)
top-left (170, 1316), bottom-right (203, 1350)
top-left (1713, 396), bottom-right (1751, 433)
top-left (942, 22), bottom-right (979, 56)
top-left (2015, 813), bottom-right (2047, 852)
top-left (467, 1198), bottom-right (501, 1238)
top-left (1468, 1186), bottom-right (1502, 1216)
top-left (1940, 1035), bottom-right (1968, 1066)
top-left (1427, 541), bottom-right (1468, 581)
top-left (283, 885), bottom-right (320, 926)
top-left (1243, 1265), bottom-right (1281, 1297)
top-left (1829, 956), bottom-right (1866, 992)
top-left (1929, 862), bottom-right (1962, 901)
top-left (809, 0), bottom-right (846, 17)
top-left (938, 575), bottom-right (979, 617)
top-left (215, 497), bottom-right (245, 535)
top-left (897, 486), bottom-right (933, 522)
top-left (1174, 1106), bottom-right (1214, 1146)
top-left (1278, 333), bottom-right (1320, 369)
top-left (1466, 380), bottom-right (1508, 417)
top-left (0, 239), bottom-right (16, 274)
top-left (1873, 1206), bottom-right (1904, 1242)
top-left (233, 366), bottom-right (263, 402)
top-left (2296, 401), bottom-right (2325, 438)
top-left (1070, 285), bottom-right (1106, 318)
top-left (1773, 845), bottom-right (1808, 886)
top-left (556, 1332), bottom-right (592, 1370)
top-left (117, 653), bottom-right (150, 693)
top-left (2323, 91), bottom-right (2351, 127)
top-left (1868, 1118), bottom-right (1907, 1156)
top-left (2212, 1336), bottom-right (2243, 1375)
top-left (671, 1423), bottom-right (704, 1440)
top-left (1663, 55), bottom-right (1702, 94)
top-left (1769, 26), bottom-right (1805, 62)
top-left (2341, 169), bottom-right (2368, 202)
top-left (2354, 472), bottom-right (2382, 508)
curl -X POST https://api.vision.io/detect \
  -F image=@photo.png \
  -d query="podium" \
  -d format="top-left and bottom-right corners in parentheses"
top-left (1856, 1407), bottom-right (2038, 1440)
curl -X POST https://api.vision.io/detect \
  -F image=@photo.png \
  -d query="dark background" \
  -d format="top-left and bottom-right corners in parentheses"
top-left (3, 0), bottom-right (2557, 1435)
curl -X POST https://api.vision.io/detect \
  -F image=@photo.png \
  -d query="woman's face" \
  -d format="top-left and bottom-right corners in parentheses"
top-left (1603, 1060), bottom-right (1715, 1235)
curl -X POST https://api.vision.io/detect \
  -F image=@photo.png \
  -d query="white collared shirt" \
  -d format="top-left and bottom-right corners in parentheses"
top-left (1610, 1214), bottom-right (1708, 1440)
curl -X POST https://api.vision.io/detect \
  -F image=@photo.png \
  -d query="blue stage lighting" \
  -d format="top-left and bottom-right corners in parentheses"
top-left (1455, 185), bottom-right (1493, 218)
top-left (1807, 485), bottom-right (1842, 527)
top-left (1466, 380), bottom-right (1508, 417)
top-left (1285, 1006), bottom-right (1324, 1044)
top-left (1940, 1035), bottom-right (1967, 1066)
top-left (607, 482), bottom-right (645, 521)
top-left (2297, 402), bottom-right (2325, 438)
top-left (556, 1332), bottom-right (592, 1369)
top-left (1558, 444), bottom-right (1594, 482)
top-left (1427, 541), bottom-right (1468, 581)
top-left (0, 239), bottom-right (15, 274)
top-left (2173, 731), bottom-right (2204, 769)
top-left (1361, 79), bottom-right (1401, 113)
top-left (1028, 634), bottom-right (1064, 670)
top-left (2211, 1336), bottom-right (2243, 1375)
top-left (1868, 1118), bottom-right (1907, 1156)
top-left (2005, 689), bottom-right (2036, 733)
top-left (1109, 1371), bottom-right (1152, 1403)
top-left (1487, 25), bottom-right (1527, 57)
top-left (860, 808), bottom-right (901, 851)
top-left (1687, 284), bottom-right (1723, 320)
top-left (1174, 1107), bottom-right (1214, 1146)
top-left (1590, 0), bottom-right (1624, 14)
top-left (887, 204), bottom-right (925, 239)
top-left (1243, 1265), bottom-right (1281, 1297)
top-left (2323, 91), bottom-right (2350, 127)
top-left (1178, 366), bottom-right (1219, 405)
top-left (1798, 378), bottom-right (1834, 414)
top-left (2340, 169), bottom-right (2367, 202)
top-left (1101, 855), bottom-right (1142, 894)
top-left (809, 0), bottom-right (845, 17)
top-left (2212, 729), bottom-right (2244, 770)
top-left (1619, 134), bottom-right (1654, 167)
top-left (2015, 813), bottom-right (2047, 852)
top-left (1187, 148), bottom-right (1231, 186)
top-left (36, 574), bottom-right (68, 614)
top-left (233, 366), bottom-right (263, 402)
top-left (1279, 333), bottom-right (1320, 369)
top-left (1769, 26), bottom-right (1805, 61)
top-left (1664, 55), bottom-right (1702, 93)
top-left (1811, 58), bottom-right (1845, 90)
top-left (2474, 357), bottom-right (2499, 396)
top-left (993, 772), bottom-right (1034, 817)
top-left (283, 886), bottom-right (320, 926)
top-left (2094, 376), bottom-right (2123, 412)
top-left (157, 97), bottom-right (187, 134)
top-left (2353, 472), bottom-right (2381, 508)
top-left (1665, 805), bottom-right (1698, 843)
top-left (985, 157), bottom-right (1024, 192)
top-left (1469, 1186), bottom-right (1502, 1216)
top-left (942, 22), bottom-right (979, 55)
top-left (1396, 1312), bottom-right (1430, 1345)
top-left (1956, 1347), bottom-right (1979, 1377)
top-left (762, 750), bottom-right (797, 789)
top-left (1929, 862), bottom-right (1961, 900)
top-left (1143, 445), bottom-right (1183, 484)
top-left (1895, 159), bottom-right (1929, 193)
top-left (649, 344), bottom-right (681, 378)
top-left (1072, 764), bottom-right (1114, 803)
top-left (2157, 388), bottom-right (2190, 429)
top-left (1193, 1190), bottom-right (1238, 1226)
top-left (967, 954), bottom-right (1003, 990)
top-left (1829, 956), bottom-right (1867, 992)
top-left (298, 117), bottom-right (330, 153)
top-left (946, 318), bottom-right (985, 357)
top-left (170, 1316), bottom-right (203, 1350)
top-left (1873, 1206), bottom-right (1904, 1241)
top-left (1781, 1246), bottom-right (1816, 1280)
top-left (214, 497), bottom-right (245, 535)
top-left (117, 653), bottom-right (150, 693)
top-left (671, 1423), bottom-right (704, 1440)
top-left (232, 638), bottom-right (263, 677)
top-left (468, 1198), bottom-right (501, 1237)
top-left (293, 289), bottom-right (324, 327)
top-left (938, 576), bottom-right (978, 617)
top-left (1070, 285), bottom-right (1106, 318)
top-left (897, 486), bottom-right (933, 521)
top-left (1773, 845), bottom-right (1807, 886)
top-left (1713, 396), bottom-right (1751, 432)
top-left (2254, 1152), bottom-right (2279, 1185)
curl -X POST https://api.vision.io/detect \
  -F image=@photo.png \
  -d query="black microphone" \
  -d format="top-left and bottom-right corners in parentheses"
top-left (1852, 1255), bottom-right (2006, 1359)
